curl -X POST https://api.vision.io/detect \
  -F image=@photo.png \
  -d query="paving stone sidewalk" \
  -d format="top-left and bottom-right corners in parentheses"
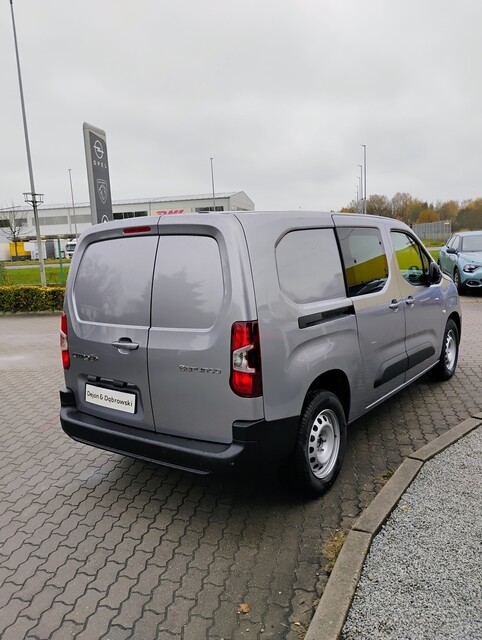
top-left (0, 298), bottom-right (481, 640)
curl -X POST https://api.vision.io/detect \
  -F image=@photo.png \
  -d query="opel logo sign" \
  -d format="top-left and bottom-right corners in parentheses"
top-left (93, 140), bottom-right (104, 160)
top-left (96, 179), bottom-right (108, 205)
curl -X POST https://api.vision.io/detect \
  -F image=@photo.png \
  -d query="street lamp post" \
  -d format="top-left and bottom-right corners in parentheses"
top-left (9, 0), bottom-right (46, 285)
top-left (357, 164), bottom-right (363, 214)
top-left (23, 191), bottom-right (44, 267)
top-left (210, 157), bottom-right (216, 212)
top-left (361, 144), bottom-right (367, 214)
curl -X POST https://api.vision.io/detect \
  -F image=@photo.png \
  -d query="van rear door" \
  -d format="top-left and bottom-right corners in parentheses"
top-left (147, 216), bottom-right (263, 445)
top-left (64, 226), bottom-right (158, 431)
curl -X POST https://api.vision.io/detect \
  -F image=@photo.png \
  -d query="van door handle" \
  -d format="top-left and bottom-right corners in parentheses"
top-left (112, 339), bottom-right (139, 351)
top-left (389, 300), bottom-right (400, 311)
top-left (405, 296), bottom-right (415, 307)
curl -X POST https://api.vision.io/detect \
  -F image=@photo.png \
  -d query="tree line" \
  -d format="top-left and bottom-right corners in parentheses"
top-left (340, 193), bottom-right (482, 231)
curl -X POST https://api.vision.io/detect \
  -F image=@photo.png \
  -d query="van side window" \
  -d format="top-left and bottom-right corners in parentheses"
top-left (336, 227), bottom-right (388, 297)
top-left (275, 229), bottom-right (345, 304)
top-left (390, 231), bottom-right (430, 285)
top-left (152, 235), bottom-right (224, 329)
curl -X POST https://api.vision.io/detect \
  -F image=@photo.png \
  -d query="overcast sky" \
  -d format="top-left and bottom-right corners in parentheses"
top-left (1, 0), bottom-right (482, 212)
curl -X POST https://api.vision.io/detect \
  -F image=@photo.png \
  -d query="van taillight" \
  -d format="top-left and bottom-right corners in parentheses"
top-left (230, 321), bottom-right (262, 398)
top-left (60, 312), bottom-right (70, 370)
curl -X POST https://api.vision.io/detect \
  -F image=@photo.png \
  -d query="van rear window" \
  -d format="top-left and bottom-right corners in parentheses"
top-left (74, 236), bottom-right (158, 326)
top-left (151, 235), bottom-right (224, 329)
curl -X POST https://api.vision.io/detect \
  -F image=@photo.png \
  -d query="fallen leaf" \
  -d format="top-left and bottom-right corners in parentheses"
top-left (238, 603), bottom-right (250, 614)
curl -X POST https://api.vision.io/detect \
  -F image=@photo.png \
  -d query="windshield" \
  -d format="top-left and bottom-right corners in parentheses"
top-left (461, 235), bottom-right (482, 252)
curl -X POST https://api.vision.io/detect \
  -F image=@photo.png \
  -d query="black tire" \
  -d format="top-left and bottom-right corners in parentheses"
top-left (453, 268), bottom-right (464, 294)
top-left (431, 319), bottom-right (459, 381)
top-left (293, 391), bottom-right (347, 497)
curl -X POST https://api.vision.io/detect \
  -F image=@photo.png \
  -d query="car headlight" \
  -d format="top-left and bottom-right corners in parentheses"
top-left (463, 264), bottom-right (480, 273)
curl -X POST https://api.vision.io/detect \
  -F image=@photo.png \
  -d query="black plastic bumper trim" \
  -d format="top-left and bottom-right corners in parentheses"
top-left (60, 389), bottom-right (298, 475)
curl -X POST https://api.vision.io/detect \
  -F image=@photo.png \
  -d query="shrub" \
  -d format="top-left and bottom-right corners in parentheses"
top-left (0, 263), bottom-right (9, 285)
top-left (0, 285), bottom-right (65, 313)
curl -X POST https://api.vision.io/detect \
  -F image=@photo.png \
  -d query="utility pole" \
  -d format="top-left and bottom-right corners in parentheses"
top-left (9, 0), bottom-right (46, 284)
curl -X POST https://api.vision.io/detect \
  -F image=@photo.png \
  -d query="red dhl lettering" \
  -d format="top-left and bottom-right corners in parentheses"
top-left (156, 209), bottom-right (185, 215)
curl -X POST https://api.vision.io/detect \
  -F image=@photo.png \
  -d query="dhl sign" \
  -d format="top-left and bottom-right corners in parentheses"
top-left (156, 209), bottom-right (185, 215)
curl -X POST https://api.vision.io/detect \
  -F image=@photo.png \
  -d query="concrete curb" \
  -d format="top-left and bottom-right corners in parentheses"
top-left (305, 415), bottom-right (482, 640)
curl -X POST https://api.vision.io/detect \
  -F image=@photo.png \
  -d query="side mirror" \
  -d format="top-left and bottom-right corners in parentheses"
top-left (446, 247), bottom-right (457, 255)
top-left (428, 261), bottom-right (442, 284)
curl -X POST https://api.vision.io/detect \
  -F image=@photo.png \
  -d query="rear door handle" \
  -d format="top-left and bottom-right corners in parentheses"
top-left (405, 296), bottom-right (415, 307)
top-left (389, 300), bottom-right (400, 311)
top-left (112, 339), bottom-right (139, 351)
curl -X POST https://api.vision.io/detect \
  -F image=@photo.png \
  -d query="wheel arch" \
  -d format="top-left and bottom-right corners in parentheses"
top-left (448, 311), bottom-right (461, 341)
top-left (305, 370), bottom-right (351, 422)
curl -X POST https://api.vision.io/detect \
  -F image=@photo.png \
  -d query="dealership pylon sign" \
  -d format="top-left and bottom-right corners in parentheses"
top-left (83, 123), bottom-right (113, 224)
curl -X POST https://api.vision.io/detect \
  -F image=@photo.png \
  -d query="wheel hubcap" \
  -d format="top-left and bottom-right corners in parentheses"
top-left (307, 408), bottom-right (340, 479)
top-left (444, 329), bottom-right (457, 371)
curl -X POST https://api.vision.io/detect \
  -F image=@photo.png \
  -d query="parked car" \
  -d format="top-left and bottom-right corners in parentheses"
top-left (59, 212), bottom-right (461, 496)
top-left (438, 231), bottom-right (482, 293)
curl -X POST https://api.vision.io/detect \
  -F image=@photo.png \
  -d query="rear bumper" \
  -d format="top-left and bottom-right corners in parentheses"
top-left (60, 388), bottom-right (298, 475)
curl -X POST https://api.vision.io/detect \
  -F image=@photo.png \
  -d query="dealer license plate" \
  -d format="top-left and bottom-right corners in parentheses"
top-left (85, 384), bottom-right (136, 414)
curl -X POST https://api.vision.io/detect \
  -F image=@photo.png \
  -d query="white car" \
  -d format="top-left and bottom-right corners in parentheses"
top-left (64, 239), bottom-right (77, 259)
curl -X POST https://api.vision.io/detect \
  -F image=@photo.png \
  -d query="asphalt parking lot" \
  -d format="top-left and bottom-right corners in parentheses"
top-left (1, 298), bottom-right (481, 640)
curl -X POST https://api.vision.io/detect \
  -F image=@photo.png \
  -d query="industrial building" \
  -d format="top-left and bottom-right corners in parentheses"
top-left (0, 191), bottom-right (254, 260)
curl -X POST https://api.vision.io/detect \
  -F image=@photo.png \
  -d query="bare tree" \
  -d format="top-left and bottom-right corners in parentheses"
top-left (0, 206), bottom-right (30, 259)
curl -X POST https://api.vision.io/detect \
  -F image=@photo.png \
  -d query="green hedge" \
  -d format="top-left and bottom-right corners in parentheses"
top-left (0, 286), bottom-right (65, 313)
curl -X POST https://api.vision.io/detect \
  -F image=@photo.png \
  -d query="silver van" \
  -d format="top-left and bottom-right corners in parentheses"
top-left (60, 212), bottom-right (461, 495)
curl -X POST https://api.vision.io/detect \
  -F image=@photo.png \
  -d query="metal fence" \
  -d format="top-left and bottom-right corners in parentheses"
top-left (412, 220), bottom-right (451, 243)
